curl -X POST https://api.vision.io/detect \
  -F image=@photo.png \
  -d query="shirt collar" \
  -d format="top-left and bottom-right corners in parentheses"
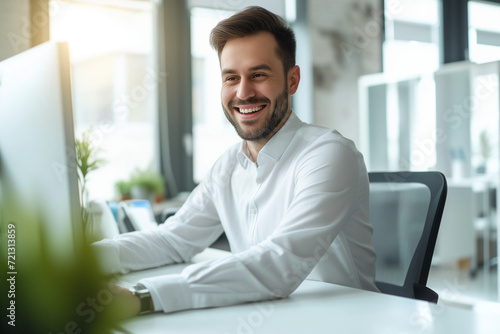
top-left (236, 111), bottom-right (303, 167)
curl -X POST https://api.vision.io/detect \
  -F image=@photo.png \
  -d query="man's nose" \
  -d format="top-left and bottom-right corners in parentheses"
top-left (236, 78), bottom-right (255, 100)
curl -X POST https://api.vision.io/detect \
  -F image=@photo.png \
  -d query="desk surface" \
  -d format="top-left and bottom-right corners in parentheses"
top-left (115, 249), bottom-right (500, 334)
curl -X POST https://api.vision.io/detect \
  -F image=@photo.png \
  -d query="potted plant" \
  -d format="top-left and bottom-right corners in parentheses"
top-left (478, 130), bottom-right (492, 174)
top-left (115, 179), bottom-right (133, 201)
top-left (75, 128), bottom-right (107, 224)
top-left (124, 166), bottom-right (166, 203)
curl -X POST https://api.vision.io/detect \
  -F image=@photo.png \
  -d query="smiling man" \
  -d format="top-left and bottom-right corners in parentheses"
top-left (219, 31), bottom-right (297, 157)
top-left (93, 6), bottom-right (378, 317)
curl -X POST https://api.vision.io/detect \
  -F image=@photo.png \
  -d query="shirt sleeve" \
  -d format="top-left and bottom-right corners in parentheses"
top-left (95, 135), bottom-right (369, 314)
top-left (91, 178), bottom-right (224, 275)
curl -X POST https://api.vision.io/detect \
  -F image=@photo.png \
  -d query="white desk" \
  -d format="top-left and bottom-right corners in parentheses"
top-left (115, 249), bottom-right (500, 334)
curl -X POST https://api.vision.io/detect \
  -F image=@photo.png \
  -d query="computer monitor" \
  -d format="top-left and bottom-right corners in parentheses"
top-left (0, 42), bottom-right (83, 263)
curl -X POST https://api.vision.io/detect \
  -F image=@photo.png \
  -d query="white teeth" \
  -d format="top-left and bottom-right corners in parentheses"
top-left (239, 106), bottom-right (264, 114)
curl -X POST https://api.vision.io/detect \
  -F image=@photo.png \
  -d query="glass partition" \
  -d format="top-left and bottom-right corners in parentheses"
top-left (359, 60), bottom-right (500, 180)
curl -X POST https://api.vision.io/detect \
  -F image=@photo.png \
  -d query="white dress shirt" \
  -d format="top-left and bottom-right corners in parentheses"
top-left (93, 112), bottom-right (378, 313)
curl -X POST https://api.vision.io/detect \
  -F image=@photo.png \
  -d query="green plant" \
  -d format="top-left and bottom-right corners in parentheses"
top-left (129, 167), bottom-right (165, 195)
top-left (75, 128), bottom-right (107, 222)
top-left (479, 130), bottom-right (492, 162)
top-left (115, 179), bottom-right (132, 198)
top-left (0, 218), bottom-right (122, 332)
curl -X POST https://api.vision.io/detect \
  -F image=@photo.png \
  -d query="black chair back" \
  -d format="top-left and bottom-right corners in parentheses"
top-left (369, 171), bottom-right (447, 303)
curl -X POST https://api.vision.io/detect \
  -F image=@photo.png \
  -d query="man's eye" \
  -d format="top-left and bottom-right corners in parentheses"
top-left (225, 77), bottom-right (237, 82)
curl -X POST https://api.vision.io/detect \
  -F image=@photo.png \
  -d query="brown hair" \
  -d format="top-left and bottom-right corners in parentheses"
top-left (209, 6), bottom-right (296, 73)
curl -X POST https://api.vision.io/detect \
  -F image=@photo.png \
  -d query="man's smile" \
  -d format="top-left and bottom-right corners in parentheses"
top-left (234, 104), bottom-right (266, 114)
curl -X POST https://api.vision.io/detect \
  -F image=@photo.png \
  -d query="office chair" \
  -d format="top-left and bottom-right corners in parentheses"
top-left (369, 171), bottom-right (447, 303)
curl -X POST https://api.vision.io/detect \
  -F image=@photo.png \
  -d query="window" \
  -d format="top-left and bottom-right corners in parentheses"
top-left (468, 1), bottom-right (500, 63)
top-left (49, 0), bottom-right (159, 200)
top-left (190, 7), bottom-right (239, 183)
top-left (383, 0), bottom-right (440, 75)
top-left (377, 0), bottom-right (440, 171)
top-left (468, 1), bottom-right (500, 175)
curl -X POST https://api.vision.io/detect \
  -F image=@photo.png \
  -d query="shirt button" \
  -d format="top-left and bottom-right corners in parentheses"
top-left (251, 209), bottom-right (257, 215)
top-left (256, 178), bottom-right (261, 183)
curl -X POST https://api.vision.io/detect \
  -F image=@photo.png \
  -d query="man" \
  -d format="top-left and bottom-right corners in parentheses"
top-left (94, 6), bottom-right (377, 316)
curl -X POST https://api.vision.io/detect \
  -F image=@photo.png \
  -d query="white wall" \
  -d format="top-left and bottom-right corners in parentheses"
top-left (0, 0), bottom-right (31, 61)
top-left (308, 0), bottom-right (382, 145)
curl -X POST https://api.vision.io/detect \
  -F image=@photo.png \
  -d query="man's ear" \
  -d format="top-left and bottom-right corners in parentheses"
top-left (288, 65), bottom-right (300, 95)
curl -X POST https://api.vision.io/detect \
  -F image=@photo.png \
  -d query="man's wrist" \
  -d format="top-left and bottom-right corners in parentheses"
top-left (130, 283), bottom-right (153, 315)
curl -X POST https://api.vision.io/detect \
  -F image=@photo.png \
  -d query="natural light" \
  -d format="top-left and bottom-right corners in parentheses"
top-left (469, 1), bottom-right (500, 64)
top-left (190, 7), bottom-right (240, 182)
top-left (50, 0), bottom-right (158, 201)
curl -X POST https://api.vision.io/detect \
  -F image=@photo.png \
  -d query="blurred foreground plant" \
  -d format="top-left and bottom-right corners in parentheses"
top-left (0, 219), bottom-right (127, 334)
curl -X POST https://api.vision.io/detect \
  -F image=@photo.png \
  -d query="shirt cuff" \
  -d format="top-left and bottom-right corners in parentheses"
top-left (138, 274), bottom-right (191, 313)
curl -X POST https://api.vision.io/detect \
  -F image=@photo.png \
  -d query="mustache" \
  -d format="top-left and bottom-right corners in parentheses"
top-left (228, 97), bottom-right (271, 108)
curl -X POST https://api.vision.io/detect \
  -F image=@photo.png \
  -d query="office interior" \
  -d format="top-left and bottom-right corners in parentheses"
top-left (1, 0), bottom-right (499, 321)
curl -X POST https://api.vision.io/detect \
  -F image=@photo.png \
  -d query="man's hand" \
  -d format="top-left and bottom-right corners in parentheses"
top-left (108, 284), bottom-right (142, 318)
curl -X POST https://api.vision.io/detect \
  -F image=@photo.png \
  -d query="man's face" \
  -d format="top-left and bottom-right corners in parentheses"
top-left (220, 32), bottom-right (299, 142)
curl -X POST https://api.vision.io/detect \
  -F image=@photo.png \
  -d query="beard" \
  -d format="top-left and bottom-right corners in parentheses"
top-left (223, 84), bottom-right (290, 142)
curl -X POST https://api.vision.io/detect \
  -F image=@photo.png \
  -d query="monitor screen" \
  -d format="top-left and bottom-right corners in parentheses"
top-left (0, 41), bottom-right (83, 264)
